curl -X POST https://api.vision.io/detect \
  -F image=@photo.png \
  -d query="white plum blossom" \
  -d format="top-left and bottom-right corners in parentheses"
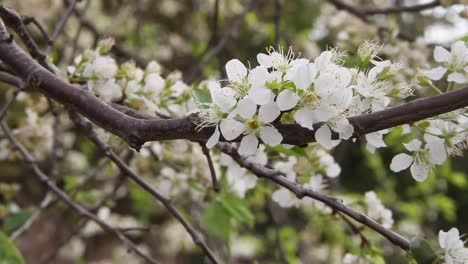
top-left (365, 129), bottom-right (389, 153)
top-left (364, 191), bottom-right (393, 229)
top-left (390, 137), bottom-right (447, 182)
top-left (422, 41), bottom-right (468, 83)
top-left (439, 228), bottom-right (468, 264)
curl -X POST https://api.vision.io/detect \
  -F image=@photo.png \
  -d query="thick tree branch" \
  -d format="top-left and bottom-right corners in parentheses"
top-left (0, 19), bottom-right (467, 150)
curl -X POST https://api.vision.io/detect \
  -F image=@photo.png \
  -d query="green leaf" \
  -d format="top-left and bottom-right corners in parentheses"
top-left (0, 232), bottom-right (25, 264)
top-left (202, 201), bottom-right (231, 242)
top-left (3, 212), bottom-right (32, 234)
top-left (270, 145), bottom-right (307, 157)
top-left (192, 86), bottom-right (212, 105)
top-left (410, 237), bottom-right (438, 264)
top-left (218, 193), bottom-right (255, 227)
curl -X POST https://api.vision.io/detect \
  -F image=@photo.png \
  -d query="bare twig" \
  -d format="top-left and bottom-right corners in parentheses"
top-left (184, 0), bottom-right (255, 83)
top-left (199, 142), bottom-right (220, 192)
top-left (45, 0), bottom-right (79, 55)
top-left (217, 143), bottom-right (411, 251)
top-left (0, 121), bottom-right (157, 263)
top-left (70, 112), bottom-right (220, 264)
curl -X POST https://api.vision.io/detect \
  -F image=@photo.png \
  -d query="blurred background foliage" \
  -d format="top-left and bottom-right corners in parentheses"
top-left (0, 0), bottom-right (467, 263)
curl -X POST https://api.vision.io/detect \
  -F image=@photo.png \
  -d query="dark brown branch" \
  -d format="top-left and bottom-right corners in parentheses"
top-left (1, 20), bottom-right (467, 149)
top-left (362, 0), bottom-right (440, 15)
top-left (217, 143), bottom-right (411, 250)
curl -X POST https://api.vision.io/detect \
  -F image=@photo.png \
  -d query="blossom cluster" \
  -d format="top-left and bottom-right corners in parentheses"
top-left (199, 45), bottom-right (412, 156)
top-left (438, 227), bottom-right (468, 264)
top-left (68, 38), bottom-right (193, 117)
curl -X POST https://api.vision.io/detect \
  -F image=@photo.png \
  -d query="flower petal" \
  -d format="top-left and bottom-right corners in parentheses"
top-left (220, 119), bottom-right (244, 140)
top-left (294, 108), bottom-right (315, 130)
top-left (226, 59), bottom-right (247, 83)
top-left (404, 139), bottom-right (422, 152)
top-left (259, 126), bottom-right (282, 146)
top-left (390, 153), bottom-right (413, 172)
top-left (236, 98), bottom-right (257, 119)
top-left (428, 140), bottom-right (447, 165)
top-left (238, 133), bottom-right (259, 156)
top-left (248, 87), bottom-right (274, 105)
top-left (410, 162), bottom-right (430, 182)
top-left (209, 82), bottom-right (237, 112)
top-left (248, 66), bottom-right (270, 88)
top-left (422, 66), bottom-right (447, 81)
top-left (366, 132), bottom-right (386, 148)
top-left (258, 102), bottom-right (280, 123)
top-left (277, 89), bottom-right (300, 111)
top-left (257, 53), bottom-right (272, 68)
top-left (315, 125), bottom-right (338, 150)
top-left (447, 72), bottom-right (465, 84)
top-left (434, 46), bottom-right (451, 63)
top-left (206, 126), bottom-right (220, 148)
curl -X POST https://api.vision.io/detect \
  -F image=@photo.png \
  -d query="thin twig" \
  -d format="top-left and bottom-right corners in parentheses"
top-left (217, 142), bottom-right (411, 251)
top-left (184, 0), bottom-right (255, 83)
top-left (199, 142), bottom-right (220, 192)
top-left (70, 112), bottom-right (220, 264)
top-left (0, 121), bottom-right (157, 264)
top-left (45, 0), bottom-right (79, 55)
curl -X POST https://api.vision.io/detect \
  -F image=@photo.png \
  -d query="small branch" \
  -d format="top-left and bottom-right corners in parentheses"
top-left (337, 212), bottom-right (370, 248)
top-left (184, 0), bottom-right (255, 83)
top-left (45, 0), bottom-right (79, 55)
top-left (0, 121), bottom-right (157, 264)
top-left (22, 16), bottom-right (53, 45)
top-left (217, 143), bottom-right (411, 251)
top-left (70, 112), bottom-right (220, 264)
top-left (199, 142), bottom-right (220, 192)
top-left (362, 1), bottom-right (441, 15)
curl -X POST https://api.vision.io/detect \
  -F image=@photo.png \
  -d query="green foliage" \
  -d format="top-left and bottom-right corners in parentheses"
top-left (3, 211), bottom-right (31, 234)
top-left (410, 237), bottom-right (438, 264)
top-left (0, 232), bottom-right (24, 264)
top-left (202, 192), bottom-right (254, 242)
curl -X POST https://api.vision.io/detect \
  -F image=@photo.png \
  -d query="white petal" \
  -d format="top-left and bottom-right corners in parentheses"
top-left (292, 64), bottom-right (316, 90)
top-left (294, 108), bottom-right (315, 129)
top-left (248, 87), bottom-right (274, 105)
top-left (410, 162), bottom-right (430, 182)
top-left (277, 89), bottom-right (300, 111)
top-left (238, 133), bottom-right (259, 156)
top-left (428, 141), bottom-right (447, 165)
top-left (248, 66), bottom-right (269, 88)
top-left (236, 98), bottom-right (257, 119)
top-left (209, 82), bottom-right (237, 113)
top-left (434, 46), bottom-right (451, 63)
top-left (335, 118), bottom-right (354, 140)
top-left (326, 163), bottom-right (341, 178)
top-left (258, 102), bottom-right (280, 123)
top-left (259, 126), bottom-right (282, 146)
top-left (220, 119), bottom-right (244, 140)
top-left (257, 53), bottom-right (272, 68)
top-left (226, 59), bottom-right (247, 83)
top-left (447, 72), bottom-right (466, 83)
top-left (390, 153), bottom-right (413, 172)
top-left (206, 126), bottom-right (220, 148)
top-left (422, 66), bottom-right (447, 80)
top-left (366, 132), bottom-right (386, 148)
top-left (315, 125), bottom-right (336, 150)
top-left (404, 139), bottom-right (422, 152)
